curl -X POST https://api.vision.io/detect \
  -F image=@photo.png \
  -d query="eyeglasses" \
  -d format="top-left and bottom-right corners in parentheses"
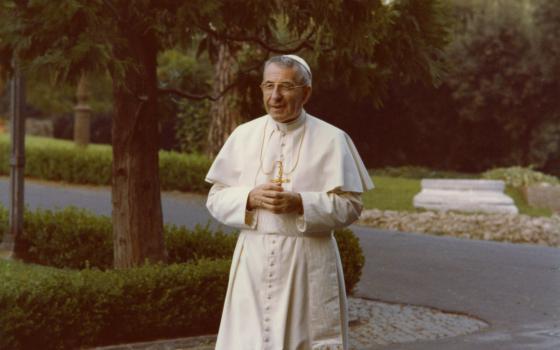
top-left (260, 82), bottom-right (306, 95)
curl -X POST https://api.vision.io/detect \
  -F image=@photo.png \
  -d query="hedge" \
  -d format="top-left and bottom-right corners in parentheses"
top-left (0, 259), bottom-right (230, 350)
top-left (0, 206), bottom-right (237, 270)
top-left (0, 205), bottom-right (365, 349)
top-left (0, 206), bottom-right (363, 292)
top-left (0, 135), bottom-right (212, 192)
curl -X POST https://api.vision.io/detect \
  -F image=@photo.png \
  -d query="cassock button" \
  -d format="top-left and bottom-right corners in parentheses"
top-left (264, 338), bottom-right (270, 343)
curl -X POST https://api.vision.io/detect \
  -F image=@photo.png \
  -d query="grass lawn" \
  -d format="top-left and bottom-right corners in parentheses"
top-left (363, 176), bottom-right (421, 211)
top-left (363, 175), bottom-right (553, 217)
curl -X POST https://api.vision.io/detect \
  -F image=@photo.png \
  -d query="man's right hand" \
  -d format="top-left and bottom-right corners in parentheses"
top-left (247, 183), bottom-right (284, 211)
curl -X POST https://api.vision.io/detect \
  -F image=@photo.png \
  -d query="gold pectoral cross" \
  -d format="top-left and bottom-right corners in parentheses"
top-left (271, 161), bottom-right (290, 185)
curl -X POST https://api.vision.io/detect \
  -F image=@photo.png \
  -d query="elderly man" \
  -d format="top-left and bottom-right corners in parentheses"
top-left (206, 55), bottom-right (373, 350)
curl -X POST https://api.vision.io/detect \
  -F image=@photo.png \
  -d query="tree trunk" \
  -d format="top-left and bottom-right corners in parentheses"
top-left (110, 30), bottom-right (166, 268)
top-left (73, 73), bottom-right (91, 147)
top-left (206, 44), bottom-right (242, 158)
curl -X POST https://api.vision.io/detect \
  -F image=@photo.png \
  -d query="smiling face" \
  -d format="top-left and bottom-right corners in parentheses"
top-left (262, 63), bottom-right (312, 123)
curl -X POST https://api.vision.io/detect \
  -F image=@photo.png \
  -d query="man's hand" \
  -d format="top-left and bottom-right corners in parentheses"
top-left (247, 183), bottom-right (303, 214)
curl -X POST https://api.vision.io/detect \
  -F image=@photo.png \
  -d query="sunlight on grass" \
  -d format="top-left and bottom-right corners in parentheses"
top-left (363, 176), bottom-right (421, 211)
top-left (363, 175), bottom-right (552, 217)
top-left (506, 186), bottom-right (553, 217)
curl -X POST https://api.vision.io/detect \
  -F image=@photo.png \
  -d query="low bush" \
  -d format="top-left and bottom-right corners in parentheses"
top-left (334, 228), bottom-right (365, 293)
top-left (0, 206), bottom-right (364, 292)
top-left (0, 206), bottom-right (365, 349)
top-left (0, 259), bottom-right (230, 350)
top-left (0, 206), bottom-right (235, 270)
top-left (0, 135), bottom-right (212, 192)
top-left (371, 166), bottom-right (477, 179)
top-left (482, 166), bottom-right (560, 187)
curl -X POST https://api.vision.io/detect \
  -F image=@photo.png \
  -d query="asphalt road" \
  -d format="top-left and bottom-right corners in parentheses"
top-left (1, 177), bottom-right (559, 349)
top-left (0, 176), bottom-right (223, 230)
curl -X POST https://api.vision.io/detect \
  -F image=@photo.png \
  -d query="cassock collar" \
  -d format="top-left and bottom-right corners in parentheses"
top-left (269, 110), bottom-right (306, 133)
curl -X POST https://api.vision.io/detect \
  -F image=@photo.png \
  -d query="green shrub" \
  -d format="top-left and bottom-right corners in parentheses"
top-left (482, 166), bottom-right (559, 187)
top-left (159, 150), bottom-right (212, 192)
top-left (166, 223), bottom-right (238, 264)
top-left (334, 228), bottom-right (365, 293)
top-left (0, 206), bottom-right (365, 348)
top-left (372, 166), bottom-right (477, 179)
top-left (0, 205), bottom-right (7, 241)
top-left (0, 205), bottom-right (364, 293)
top-left (19, 207), bottom-right (114, 269)
top-left (0, 259), bottom-right (230, 350)
top-left (0, 134), bottom-right (212, 192)
top-left (1, 206), bottom-right (233, 270)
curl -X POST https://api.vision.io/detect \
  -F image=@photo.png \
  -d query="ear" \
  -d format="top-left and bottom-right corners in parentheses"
top-left (302, 86), bottom-right (312, 104)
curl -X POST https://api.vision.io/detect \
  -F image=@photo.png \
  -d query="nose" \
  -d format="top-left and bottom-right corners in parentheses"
top-left (270, 85), bottom-right (283, 100)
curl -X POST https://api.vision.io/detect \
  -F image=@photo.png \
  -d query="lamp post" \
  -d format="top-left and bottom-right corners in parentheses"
top-left (1, 63), bottom-right (25, 258)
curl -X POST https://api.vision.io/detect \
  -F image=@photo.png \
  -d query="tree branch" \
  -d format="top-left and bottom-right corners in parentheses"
top-left (158, 60), bottom-right (265, 101)
top-left (197, 24), bottom-right (316, 54)
top-left (158, 87), bottom-right (221, 101)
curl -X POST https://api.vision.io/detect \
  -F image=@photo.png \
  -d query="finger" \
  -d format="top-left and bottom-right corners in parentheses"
top-left (263, 183), bottom-right (284, 191)
top-left (261, 190), bottom-right (284, 199)
top-left (262, 196), bottom-right (283, 206)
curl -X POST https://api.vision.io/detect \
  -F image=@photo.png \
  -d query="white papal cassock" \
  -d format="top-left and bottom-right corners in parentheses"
top-left (206, 111), bottom-right (373, 350)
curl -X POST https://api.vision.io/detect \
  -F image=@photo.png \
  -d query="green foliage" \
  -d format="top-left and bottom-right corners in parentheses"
top-left (166, 224), bottom-right (238, 264)
top-left (444, 0), bottom-right (559, 169)
top-left (504, 186), bottom-right (553, 218)
top-left (175, 99), bottom-right (211, 153)
top-left (0, 205), bottom-right (7, 240)
top-left (0, 206), bottom-right (233, 270)
top-left (158, 149), bottom-right (212, 192)
top-left (0, 205), bottom-right (364, 292)
top-left (372, 166), bottom-right (477, 179)
top-left (25, 71), bottom-right (113, 116)
top-left (334, 228), bottom-right (364, 294)
top-left (0, 134), bottom-right (212, 191)
top-left (0, 259), bottom-right (230, 350)
top-left (482, 166), bottom-right (560, 188)
top-left (17, 207), bottom-right (114, 269)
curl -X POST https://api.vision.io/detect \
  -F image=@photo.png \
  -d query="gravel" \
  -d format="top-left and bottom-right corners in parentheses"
top-left (358, 209), bottom-right (560, 248)
top-left (93, 297), bottom-right (488, 350)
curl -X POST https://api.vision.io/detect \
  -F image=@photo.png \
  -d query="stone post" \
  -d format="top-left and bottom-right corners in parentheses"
top-left (73, 73), bottom-right (91, 147)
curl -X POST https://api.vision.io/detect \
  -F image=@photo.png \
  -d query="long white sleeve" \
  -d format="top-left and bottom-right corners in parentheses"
top-left (206, 183), bottom-right (257, 229)
top-left (296, 191), bottom-right (363, 233)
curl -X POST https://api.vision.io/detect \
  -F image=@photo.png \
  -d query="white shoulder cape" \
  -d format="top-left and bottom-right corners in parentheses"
top-left (206, 113), bottom-right (373, 193)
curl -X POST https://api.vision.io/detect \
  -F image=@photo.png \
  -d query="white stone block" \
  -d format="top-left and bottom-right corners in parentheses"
top-left (413, 179), bottom-right (518, 214)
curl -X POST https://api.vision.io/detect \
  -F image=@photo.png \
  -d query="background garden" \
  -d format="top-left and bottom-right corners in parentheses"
top-left (0, 0), bottom-right (559, 349)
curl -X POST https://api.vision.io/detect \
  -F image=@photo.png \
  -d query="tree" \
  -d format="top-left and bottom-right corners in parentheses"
top-left (533, 0), bottom-right (560, 174)
top-left (443, 0), bottom-right (559, 170)
top-left (0, 0), bottom-right (450, 268)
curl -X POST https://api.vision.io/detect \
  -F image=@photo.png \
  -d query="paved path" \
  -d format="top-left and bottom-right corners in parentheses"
top-left (0, 177), bottom-right (224, 231)
top-left (1, 177), bottom-right (559, 349)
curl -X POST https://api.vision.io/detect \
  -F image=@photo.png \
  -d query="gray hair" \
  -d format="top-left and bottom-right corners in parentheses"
top-left (264, 56), bottom-right (312, 86)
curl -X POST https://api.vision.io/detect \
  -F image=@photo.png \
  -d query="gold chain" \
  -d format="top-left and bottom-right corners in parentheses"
top-left (258, 117), bottom-right (306, 176)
